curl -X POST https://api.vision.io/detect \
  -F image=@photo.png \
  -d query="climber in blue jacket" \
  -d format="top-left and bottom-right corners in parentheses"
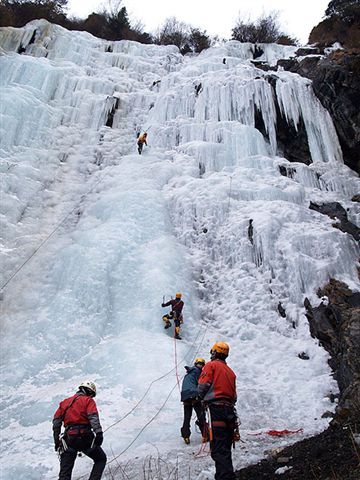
top-left (180, 357), bottom-right (206, 444)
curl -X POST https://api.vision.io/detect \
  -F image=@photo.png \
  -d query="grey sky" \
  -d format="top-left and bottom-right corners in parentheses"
top-left (67, 0), bottom-right (330, 44)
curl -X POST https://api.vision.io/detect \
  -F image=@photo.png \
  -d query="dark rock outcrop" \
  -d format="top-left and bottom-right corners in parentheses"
top-left (309, 201), bottom-right (360, 242)
top-left (265, 75), bottom-right (312, 164)
top-left (235, 279), bottom-right (360, 480)
top-left (277, 51), bottom-right (360, 175)
top-left (305, 279), bottom-right (360, 425)
top-left (309, 17), bottom-right (360, 51)
top-left (295, 46), bottom-right (323, 56)
top-left (278, 302), bottom-right (286, 318)
top-left (274, 112), bottom-right (312, 164)
top-left (235, 425), bottom-right (360, 480)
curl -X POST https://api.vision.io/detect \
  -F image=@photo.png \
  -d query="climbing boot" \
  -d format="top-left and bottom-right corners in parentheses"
top-left (175, 326), bottom-right (181, 339)
top-left (164, 320), bottom-right (171, 329)
top-left (183, 437), bottom-right (190, 445)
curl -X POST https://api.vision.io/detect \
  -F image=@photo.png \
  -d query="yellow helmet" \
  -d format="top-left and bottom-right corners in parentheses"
top-left (194, 357), bottom-right (205, 366)
top-left (175, 292), bottom-right (182, 299)
top-left (211, 342), bottom-right (229, 357)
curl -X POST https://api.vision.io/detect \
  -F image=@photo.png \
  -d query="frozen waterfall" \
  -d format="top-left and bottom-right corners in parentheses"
top-left (0, 20), bottom-right (359, 480)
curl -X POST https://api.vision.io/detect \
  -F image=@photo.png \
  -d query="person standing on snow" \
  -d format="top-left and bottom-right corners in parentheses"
top-left (137, 132), bottom-right (148, 154)
top-left (53, 380), bottom-right (107, 480)
top-left (161, 292), bottom-right (184, 339)
top-left (198, 342), bottom-right (239, 480)
top-left (180, 357), bottom-right (207, 444)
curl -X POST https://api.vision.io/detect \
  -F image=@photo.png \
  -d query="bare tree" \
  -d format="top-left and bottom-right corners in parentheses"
top-left (189, 27), bottom-right (212, 53)
top-left (154, 17), bottom-right (190, 52)
top-left (154, 17), bottom-right (212, 54)
top-left (232, 11), bottom-right (297, 45)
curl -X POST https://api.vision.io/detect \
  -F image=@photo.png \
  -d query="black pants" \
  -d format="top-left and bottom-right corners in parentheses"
top-left (58, 434), bottom-right (107, 480)
top-left (181, 399), bottom-right (206, 438)
top-left (137, 141), bottom-right (143, 154)
top-left (209, 403), bottom-right (236, 480)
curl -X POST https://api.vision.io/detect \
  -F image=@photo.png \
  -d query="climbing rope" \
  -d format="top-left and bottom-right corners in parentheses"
top-left (103, 324), bottom-right (209, 468)
top-left (173, 327), bottom-right (182, 393)
top-left (227, 175), bottom-right (233, 216)
top-left (73, 324), bottom-right (210, 480)
top-left (49, 165), bottom-right (232, 479)
top-left (0, 153), bottom-right (118, 295)
top-left (103, 322), bottom-right (206, 434)
top-left (106, 381), bottom-right (179, 466)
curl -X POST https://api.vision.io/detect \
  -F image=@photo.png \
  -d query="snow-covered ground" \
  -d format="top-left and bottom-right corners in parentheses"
top-left (0, 20), bottom-right (359, 480)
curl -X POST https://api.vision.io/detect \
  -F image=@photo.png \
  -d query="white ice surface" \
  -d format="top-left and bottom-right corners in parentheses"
top-left (0, 20), bottom-right (359, 480)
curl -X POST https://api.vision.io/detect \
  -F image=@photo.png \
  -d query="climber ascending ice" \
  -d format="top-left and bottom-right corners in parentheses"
top-left (161, 292), bottom-right (184, 339)
top-left (137, 132), bottom-right (148, 154)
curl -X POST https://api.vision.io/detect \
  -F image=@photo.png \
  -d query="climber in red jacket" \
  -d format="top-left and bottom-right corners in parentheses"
top-left (198, 342), bottom-right (239, 480)
top-left (53, 380), bottom-right (107, 480)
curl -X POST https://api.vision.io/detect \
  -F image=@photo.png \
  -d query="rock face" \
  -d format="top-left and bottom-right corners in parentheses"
top-left (309, 201), bottom-right (360, 242)
top-left (260, 75), bottom-right (313, 165)
top-left (277, 51), bottom-right (360, 175)
top-left (235, 425), bottom-right (360, 480)
top-left (305, 279), bottom-right (360, 425)
top-left (235, 279), bottom-right (360, 480)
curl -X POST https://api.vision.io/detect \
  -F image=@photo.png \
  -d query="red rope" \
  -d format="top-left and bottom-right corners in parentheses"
top-left (193, 440), bottom-right (210, 458)
top-left (247, 428), bottom-right (303, 437)
top-left (193, 409), bottom-right (212, 458)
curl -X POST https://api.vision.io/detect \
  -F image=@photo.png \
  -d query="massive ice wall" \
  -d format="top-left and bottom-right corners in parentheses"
top-left (0, 20), bottom-right (345, 166)
top-left (0, 20), bottom-right (359, 480)
top-left (1, 18), bottom-right (358, 337)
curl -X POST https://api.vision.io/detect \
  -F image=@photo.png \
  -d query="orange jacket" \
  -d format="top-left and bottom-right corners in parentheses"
top-left (138, 133), bottom-right (147, 144)
top-left (198, 359), bottom-right (237, 403)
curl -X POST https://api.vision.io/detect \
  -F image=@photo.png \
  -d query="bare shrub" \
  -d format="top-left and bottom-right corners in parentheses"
top-left (232, 11), bottom-right (298, 45)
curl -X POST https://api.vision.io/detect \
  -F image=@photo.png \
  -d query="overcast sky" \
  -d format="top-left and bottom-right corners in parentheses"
top-left (67, 0), bottom-right (329, 44)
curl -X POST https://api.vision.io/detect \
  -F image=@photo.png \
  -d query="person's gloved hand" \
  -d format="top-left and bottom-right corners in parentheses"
top-left (233, 429), bottom-right (240, 442)
top-left (161, 303), bottom-right (165, 307)
top-left (94, 432), bottom-right (103, 447)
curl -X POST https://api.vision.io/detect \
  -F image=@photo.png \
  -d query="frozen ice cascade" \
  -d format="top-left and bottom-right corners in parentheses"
top-left (0, 20), bottom-right (359, 480)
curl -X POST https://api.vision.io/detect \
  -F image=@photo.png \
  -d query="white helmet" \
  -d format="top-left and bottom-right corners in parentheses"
top-left (79, 380), bottom-right (97, 397)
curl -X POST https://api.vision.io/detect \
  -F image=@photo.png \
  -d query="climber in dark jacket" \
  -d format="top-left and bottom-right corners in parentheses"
top-left (162, 292), bottom-right (184, 339)
top-left (180, 357), bottom-right (206, 444)
top-left (53, 381), bottom-right (107, 480)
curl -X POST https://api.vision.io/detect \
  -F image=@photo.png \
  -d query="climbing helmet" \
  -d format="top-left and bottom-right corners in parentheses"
top-left (79, 380), bottom-right (97, 397)
top-left (175, 292), bottom-right (182, 299)
top-left (210, 341), bottom-right (229, 357)
top-left (194, 357), bottom-right (206, 366)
